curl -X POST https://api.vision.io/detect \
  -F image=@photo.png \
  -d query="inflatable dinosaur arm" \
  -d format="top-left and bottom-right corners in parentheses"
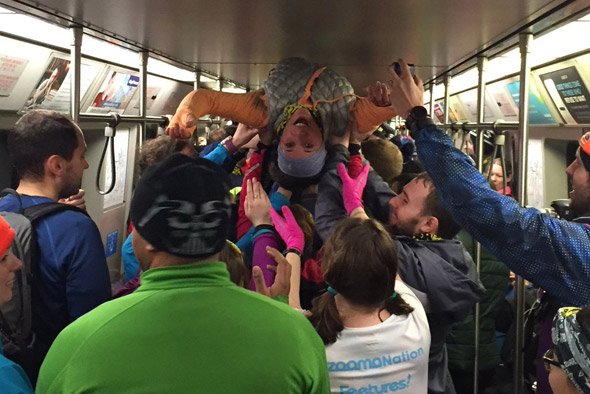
top-left (352, 97), bottom-right (397, 135)
top-left (167, 89), bottom-right (269, 139)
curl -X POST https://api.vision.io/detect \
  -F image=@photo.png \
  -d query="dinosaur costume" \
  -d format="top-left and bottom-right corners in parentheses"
top-left (168, 57), bottom-right (396, 139)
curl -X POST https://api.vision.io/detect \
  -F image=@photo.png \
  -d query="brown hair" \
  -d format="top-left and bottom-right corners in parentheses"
top-left (219, 240), bottom-right (249, 288)
top-left (138, 135), bottom-right (194, 174)
top-left (9, 110), bottom-right (79, 181)
top-left (361, 138), bottom-right (403, 186)
top-left (415, 172), bottom-right (461, 239)
top-left (309, 217), bottom-right (414, 345)
top-left (289, 204), bottom-right (314, 257)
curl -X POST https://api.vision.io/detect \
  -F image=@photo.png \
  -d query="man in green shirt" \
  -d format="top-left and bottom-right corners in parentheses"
top-left (37, 154), bottom-right (329, 394)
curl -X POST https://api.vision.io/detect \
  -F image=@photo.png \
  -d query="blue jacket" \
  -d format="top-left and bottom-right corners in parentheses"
top-left (413, 124), bottom-right (590, 306)
top-left (0, 194), bottom-right (111, 382)
top-left (0, 340), bottom-right (33, 394)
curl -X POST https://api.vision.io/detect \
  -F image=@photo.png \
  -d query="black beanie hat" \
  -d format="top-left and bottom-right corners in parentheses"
top-left (130, 153), bottom-right (231, 258)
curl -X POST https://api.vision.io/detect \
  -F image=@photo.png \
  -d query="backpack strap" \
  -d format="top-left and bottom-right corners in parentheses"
top-left (0, 188), bottom-right (23, 214)
top-left (0, 196), bottom-right (89, 355)
top-left (22, 201), bottom-right (88, 223)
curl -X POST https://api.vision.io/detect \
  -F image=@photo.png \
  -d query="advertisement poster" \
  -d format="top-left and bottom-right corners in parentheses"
top-left (458, 90), bottom-right (501, 122)
top-left (20, 56), bottom-right (101, 113)
top-left (448, 95), bottom-right (469, 122)
top-left (129, 86), bottom-right (162, 111)
top-left (506, 81), bottom-right (556, 124)
top-left (102, 129), bottom-right (129, 209)
top-left (0, 54), bottom-right (28, 97)
top-left (87, 70), bottom-right (140, 114)
top-left (433, 100), bottom-right (445, 123)
top-left (540, 66), bottom-right (590, 124)
top-left (488, 82), bottom-right (519, 122)
top-left (21, 57), bottom-right (69, 111)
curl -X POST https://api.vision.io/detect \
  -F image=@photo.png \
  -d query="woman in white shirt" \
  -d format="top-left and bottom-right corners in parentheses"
top-left (309, 217), bottom-right (431, 393)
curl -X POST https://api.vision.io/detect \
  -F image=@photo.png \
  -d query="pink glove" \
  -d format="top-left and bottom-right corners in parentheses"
top-left (270, 205), bottom-right (305, 254)
top-left (337, 162), bottom-right (370, 215)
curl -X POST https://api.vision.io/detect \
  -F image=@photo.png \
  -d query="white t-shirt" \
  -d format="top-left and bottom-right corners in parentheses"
top-left (325, 281), bottom-right (430, 394)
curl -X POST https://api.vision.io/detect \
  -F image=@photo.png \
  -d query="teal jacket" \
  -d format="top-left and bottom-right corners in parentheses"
top-left (447, 231), bottom-right (510, 371)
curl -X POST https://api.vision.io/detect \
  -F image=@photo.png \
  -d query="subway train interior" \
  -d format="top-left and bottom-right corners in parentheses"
top-left (1, 0), bottom-right (590, 393)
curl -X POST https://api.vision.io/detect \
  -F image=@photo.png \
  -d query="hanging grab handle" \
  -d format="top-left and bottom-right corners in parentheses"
top-left (157, 115), bottom-right (171, 136)
top-left (96, 113), bottom-right (121, 195)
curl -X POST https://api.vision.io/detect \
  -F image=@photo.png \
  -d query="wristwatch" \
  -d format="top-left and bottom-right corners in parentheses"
top-left (405, 106), bottom-right (434, 133)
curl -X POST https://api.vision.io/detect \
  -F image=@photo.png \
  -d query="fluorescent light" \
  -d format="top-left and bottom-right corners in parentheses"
top-left (199, 74), bottom-right (218, 83)
top-left (530, 16), bottom-right (590, 64)
top-left (449, 68), bottom-right (478, 95)
top-left (423, 90), bottom-right (431, 105)
top-left (0, 6), bottom-right (70, 48)
top-left (486, 48), bottom-right (520, 81)
top-left (148, 57), bottom-right (194, 82)
top-left (82, 35), bottom-right (137, 67)
top-left (222, 86), bottom-right (247, 93)
top-left (431, 83), bottom-right (445, 100)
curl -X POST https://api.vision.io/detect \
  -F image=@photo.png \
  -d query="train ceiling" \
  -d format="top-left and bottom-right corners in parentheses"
top-left (2, 0), bottom-right (588, 91)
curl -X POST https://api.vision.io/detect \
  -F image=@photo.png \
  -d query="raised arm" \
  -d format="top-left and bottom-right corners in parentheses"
top-left (387, 59), bottom-right (590, 306)
top-left (166, 89), bottom-right (269, 139)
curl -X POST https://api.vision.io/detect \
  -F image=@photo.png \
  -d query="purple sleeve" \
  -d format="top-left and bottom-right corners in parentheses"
top-left (248, 232), bottom-right (281, 290)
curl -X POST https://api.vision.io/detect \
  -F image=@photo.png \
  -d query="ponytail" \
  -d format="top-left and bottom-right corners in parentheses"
top-left (384, 293), bottom-right (414, 316)
top-left (309, 292), bottom-right (343, 345)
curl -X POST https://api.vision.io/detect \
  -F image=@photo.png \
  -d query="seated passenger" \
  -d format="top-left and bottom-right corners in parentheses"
top-left (310, 217), bottom-right (430, 393)
top-left (547, 306), bottom-right (590, 394)
top-left (37, 154), bottom-right (329, 393)
top-left (0, 216), bottom-right (33, 394)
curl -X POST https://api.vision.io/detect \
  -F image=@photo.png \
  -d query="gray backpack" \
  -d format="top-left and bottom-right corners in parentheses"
top-left (0, 189), bottom-right (86, 358)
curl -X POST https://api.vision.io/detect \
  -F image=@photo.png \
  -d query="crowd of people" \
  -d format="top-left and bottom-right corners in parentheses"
top-left (0, 58), bottom-right (589, 393)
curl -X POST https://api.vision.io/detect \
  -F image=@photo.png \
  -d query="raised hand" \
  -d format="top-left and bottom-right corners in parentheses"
top-left (253, 246), bottom-right (292, 298)
top-left (337, 162), bottom-right (370, 215)
top-left (244, 178), bottom-right (272, 227)
top-left (366, 81), bottom-right (391, 107)
top-left (59, 189), bottom-right (86, 211)
top-left (270, 205), bottom-right (304, 254)
top-left (384, 59), bottom-right (425, 117)
top-left (166, 106), bottom-right (197, 139)
top-left (232, 123), bottom-right (259, 149)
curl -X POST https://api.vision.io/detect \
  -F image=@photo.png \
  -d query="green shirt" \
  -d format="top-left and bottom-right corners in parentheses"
top-left (37, 262), bottom-right (329, 393)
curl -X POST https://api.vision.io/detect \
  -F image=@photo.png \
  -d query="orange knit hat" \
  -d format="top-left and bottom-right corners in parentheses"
top-left (579, 131), bottom-right (590, 172)
top-left (0, 216), bottom-right (15, 256)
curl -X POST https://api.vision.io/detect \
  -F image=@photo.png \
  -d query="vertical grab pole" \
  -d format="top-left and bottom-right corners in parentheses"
top-left (429, 81), bottom-right (436, 121)
top-left (138, 50), bottom-right (148, 149)
top-left (473, 55), bottom-right (488, 394)
top-left (444, 74), bottom-right (454, 139)
top-left (514, 31), bottom-right (533, 394)
top-left (194, 70), bottom-right (200, 91)
top-left (70, 25), bottom-right (83, 123)
top-left (443, 74), bottom-right (451, 125)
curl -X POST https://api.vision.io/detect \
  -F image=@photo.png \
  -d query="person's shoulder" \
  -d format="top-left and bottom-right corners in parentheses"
top-left (0, 354), bottom-right (33, 394)
top-left (53, 295), bottom-right (140, 341)
top-left (230, 288), bottom-right (317, 331)
top-left (232, 287), bottom-right (305, 318)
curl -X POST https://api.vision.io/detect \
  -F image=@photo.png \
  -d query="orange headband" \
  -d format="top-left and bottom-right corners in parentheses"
top-left (580, 131), bottom-right (590, 157)
top-left (0, 216), bottom-right (15, 256)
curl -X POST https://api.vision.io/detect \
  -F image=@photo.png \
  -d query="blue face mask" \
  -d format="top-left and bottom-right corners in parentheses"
top-left (277, 144), bottom-right (327, 178)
